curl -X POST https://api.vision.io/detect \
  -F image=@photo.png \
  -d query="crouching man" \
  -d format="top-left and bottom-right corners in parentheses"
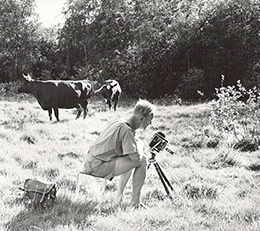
top-left (83, 99), bottom-right (156, 209)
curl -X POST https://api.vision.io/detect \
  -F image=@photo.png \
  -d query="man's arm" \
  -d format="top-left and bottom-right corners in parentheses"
top-left (128, 140), bottom-right (147, 162)
top-left (128, 152), bottom-right (141, 162)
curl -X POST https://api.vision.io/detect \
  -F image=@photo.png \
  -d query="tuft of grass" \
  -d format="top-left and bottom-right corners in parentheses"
top-left (233, 138), bottom-right (260, 152)
top-left (144, 189), bottom-right (167, 201)
top-left (206, 153), bottom-right (239, 169)
top-left (22, 160), bottom-right (38, 170)
top-left (20, 134), bottom-right (37, 144)
top-left (43, 168), bottom-right (60, 180)
top-left (57, 152), bottom-right (80, 160)
top-left (247, 164), bottom-right (260, 172)
top-left (182, 182), bottom-right (218, 200)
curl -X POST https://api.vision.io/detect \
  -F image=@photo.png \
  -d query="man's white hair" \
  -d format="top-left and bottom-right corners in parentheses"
top-left (133, 99), bottom-right (156, 117)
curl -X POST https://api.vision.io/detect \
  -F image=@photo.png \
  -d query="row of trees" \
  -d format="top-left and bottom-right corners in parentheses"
top-left (0, 0), bottom-right (259, 99)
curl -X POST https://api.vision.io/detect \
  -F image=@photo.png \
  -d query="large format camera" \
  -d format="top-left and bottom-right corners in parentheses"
top-left (149, 131), bottom-right (168, 155)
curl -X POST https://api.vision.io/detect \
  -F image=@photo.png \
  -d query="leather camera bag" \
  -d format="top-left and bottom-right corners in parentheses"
top-left (19, 179), bottom-right (57, 209)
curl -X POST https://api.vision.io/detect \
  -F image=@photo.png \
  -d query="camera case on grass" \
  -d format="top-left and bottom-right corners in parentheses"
top-left (19, 179), bottom-right (57, 210)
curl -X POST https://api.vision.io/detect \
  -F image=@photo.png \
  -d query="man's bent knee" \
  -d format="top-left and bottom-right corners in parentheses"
top-left (133, 155), bottom-right (148, 168)
top-left (113, 155), bottom-right (147, 176)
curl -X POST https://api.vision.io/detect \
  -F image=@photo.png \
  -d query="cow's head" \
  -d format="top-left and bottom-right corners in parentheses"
top-left (18, 74), bottom-right (33, 93)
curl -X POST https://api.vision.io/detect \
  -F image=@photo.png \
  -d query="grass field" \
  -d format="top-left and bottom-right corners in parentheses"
top-left (0, 94), bottom-right (259, 231)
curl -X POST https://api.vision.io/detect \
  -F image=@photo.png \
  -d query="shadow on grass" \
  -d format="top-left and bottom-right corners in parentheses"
top-left (5, 195), bottom-right (119, 231)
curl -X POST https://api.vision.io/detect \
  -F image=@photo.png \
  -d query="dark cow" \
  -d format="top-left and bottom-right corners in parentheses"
top-left (18, 74), bottom-right (94, 121)
top-left (94, 79), bottom-right (122, 111)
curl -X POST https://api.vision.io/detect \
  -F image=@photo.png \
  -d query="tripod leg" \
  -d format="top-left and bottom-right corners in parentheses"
top-left (153, 163), bottom-right (173, 200)
top-left (154, 162), bottom-right (174, 191)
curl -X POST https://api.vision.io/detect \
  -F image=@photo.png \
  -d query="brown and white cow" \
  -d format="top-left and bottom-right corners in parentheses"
top-left (94, 79), bottom-right (122, 111)
top-left (18, 74), bottom-right (94, 121)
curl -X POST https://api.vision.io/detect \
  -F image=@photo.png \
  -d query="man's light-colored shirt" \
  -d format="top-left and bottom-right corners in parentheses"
top-left (88, 119), bottom-right (138, 162)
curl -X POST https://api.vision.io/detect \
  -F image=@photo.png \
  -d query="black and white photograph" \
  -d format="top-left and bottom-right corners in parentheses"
top-left (0, 0), bottom-right (259, 230)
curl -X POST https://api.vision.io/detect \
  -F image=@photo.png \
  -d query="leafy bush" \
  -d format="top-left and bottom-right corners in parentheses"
top-left (0, 81), bottom-right (20, 97)
top-left (209, 78), bottom-right (260, 151)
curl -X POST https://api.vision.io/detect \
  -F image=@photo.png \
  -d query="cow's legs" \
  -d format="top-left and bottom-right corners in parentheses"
top-left (107, 100), bottom-right (112, 110)
top-left (48, 108), bottom-right (52, 121)
top-left (114, 99), bottom-right (118, 111)
top-left (53, 107), bottom-right (59, 121)
top-left (82, 101), bottom-right (88, 119)
top-left (76, 105), bottom-right (83, 119)
top-left (113, 93), bottom-right (120, 111)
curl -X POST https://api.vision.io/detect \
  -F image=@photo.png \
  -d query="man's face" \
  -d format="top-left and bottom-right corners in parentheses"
top-left (140, 113), bottom-right (154, 130)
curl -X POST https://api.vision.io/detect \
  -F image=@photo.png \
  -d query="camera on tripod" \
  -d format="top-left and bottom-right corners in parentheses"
top-left (149, 131), bottom-right (174, 157)
top-left (147, 131), bottom-right (175, 200)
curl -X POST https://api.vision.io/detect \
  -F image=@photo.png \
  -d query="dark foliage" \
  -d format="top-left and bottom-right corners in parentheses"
top-left (1, 0), bottom-right (259, 100)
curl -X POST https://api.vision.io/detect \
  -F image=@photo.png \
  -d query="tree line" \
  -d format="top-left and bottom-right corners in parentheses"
top-left (0, 0), bottom-right (259, 100)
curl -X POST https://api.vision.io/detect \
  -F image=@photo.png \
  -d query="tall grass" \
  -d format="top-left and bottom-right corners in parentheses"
top-left (0, 93), bottom-right (259, 231)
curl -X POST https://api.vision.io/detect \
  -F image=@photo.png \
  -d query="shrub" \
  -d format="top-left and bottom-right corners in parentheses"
top-left (0, 81), bottom-right (21, 96)
top-left (209, 77), bottom-right (260, 151)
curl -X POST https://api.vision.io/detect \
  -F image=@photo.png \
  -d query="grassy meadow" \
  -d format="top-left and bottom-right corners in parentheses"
top-left (0, 94), bottom-right (259, 231)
